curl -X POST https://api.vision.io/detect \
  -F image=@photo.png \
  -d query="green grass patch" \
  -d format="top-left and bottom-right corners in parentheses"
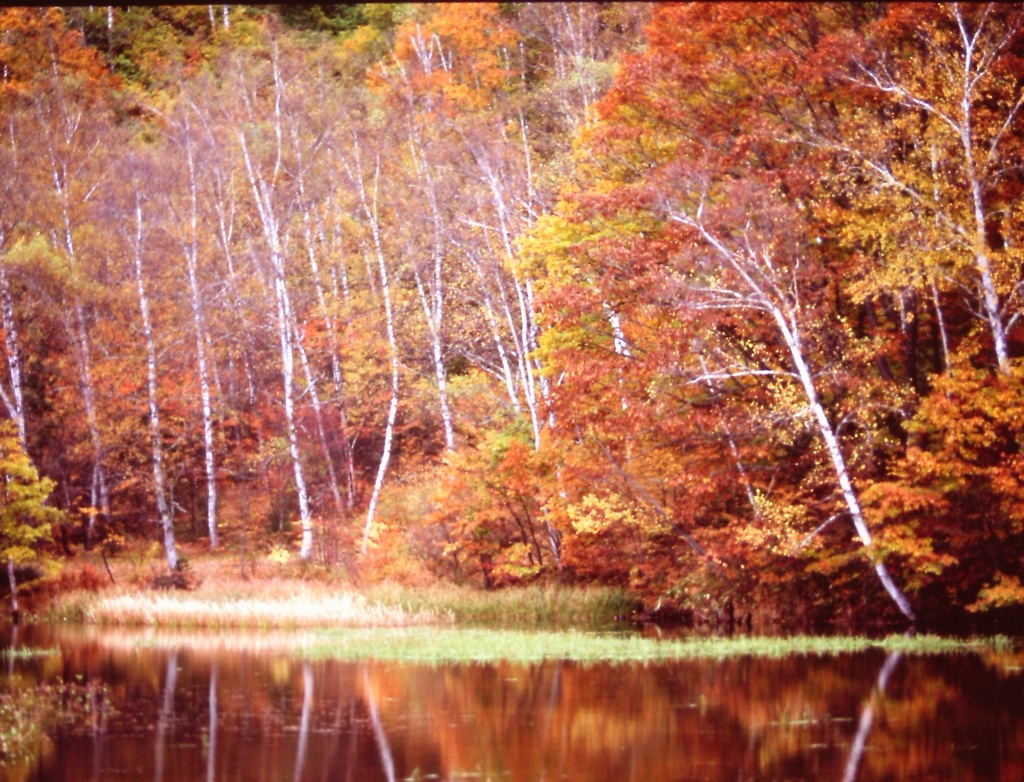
top-left (0, 647), bottom-right (58, 661)
top-left (299, 628), bottom-right (1017, 664)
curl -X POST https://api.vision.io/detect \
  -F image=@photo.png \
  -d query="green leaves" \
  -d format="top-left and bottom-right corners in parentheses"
top-left (0, 421), bottom-right (63, 567)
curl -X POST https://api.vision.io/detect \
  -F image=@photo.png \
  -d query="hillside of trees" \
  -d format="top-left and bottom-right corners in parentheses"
top-left (1, 3), bottom-right (1023, 629)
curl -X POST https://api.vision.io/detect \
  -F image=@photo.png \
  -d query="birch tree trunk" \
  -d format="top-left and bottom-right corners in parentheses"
top-left (848, 4), bottom-right (1023, 376)
top-left (0, 124), bottom-right (25, 446)
top-left (675, 211), bottom-right (917, 623)
top-left (179, 115), bottom-right (218, 548)
top-left (406, 132), bottom-right (455, 451)
top-left (349, 153), bottom-right (400, 557)
top-left (236, 49), bottom-right (315, 560)
top-left (290, 128), bottom-right (345, 514)
top-left (131, 195), bottom-right (178, 571)
top-left (31, 73), bottom-right (111, 545)
top-left (0, 263), bottom-right (25, 446)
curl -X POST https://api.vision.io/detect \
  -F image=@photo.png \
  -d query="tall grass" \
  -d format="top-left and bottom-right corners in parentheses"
top-left (46, 578), bottom-right (635, 631)
top-left (49, 583), bottom-right (446, 629)
top-left (365, 583), bottom-right (637, 629)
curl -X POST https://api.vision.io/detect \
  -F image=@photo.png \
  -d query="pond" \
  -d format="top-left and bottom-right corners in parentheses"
top-left (1, 624), bottom-right (1022, 781)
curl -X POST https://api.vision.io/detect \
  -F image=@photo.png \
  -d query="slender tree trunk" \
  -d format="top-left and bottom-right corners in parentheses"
top-left (274, 275), bottom-right (314, 560)
top-left (72, 300), bottom-right (108, 548)
top-left (0, 264), bottom-right (25, 445)
top-left (354, 157), bottom-right (400, 557)
top-left (132, 197), bottom-right (178, 570)
top-left (683, 215), bottom-right (917, 623)
top-left (6, 558), bottom-right (17, 622)
top-left (413, 264), bottom-right (455, 450)
top-left (781, 314), bottom-right (916, 622)
top-left (476, 282), bottom-right (522, 415)
top-left (292, 157), bottom-right (345, 513)
top-left (930, 278), bottom-right (951, 375)
top-left (407, 134), bottom-right (455, 451)
top-left (952, 6), bottom-right (1012, 375)
top-left (477, 156), bottom-right (549, 445)
top-left (292, 316), bottom-right (344, 515)
top-left (236, 75), bottom-right (315, 559)
top-left (181, 121), bottom-right (219, 548)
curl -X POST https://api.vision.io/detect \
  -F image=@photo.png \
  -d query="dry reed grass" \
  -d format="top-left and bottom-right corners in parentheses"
top-left (53, 579), bottom-right (449, 629)
top-left (44, 545), bottom-right (629, 631)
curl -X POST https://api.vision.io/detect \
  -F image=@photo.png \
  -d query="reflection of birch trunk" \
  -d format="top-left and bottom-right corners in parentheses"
top-left (206, 663), bottom-right (218, 782)
top-left (362, 667), bottom-right (396, 782)
top-left (842, 650), bottom-right (902, 782)
top-left (155, 651), bottom-right (178, 782)
top-left (294, 663), bottom-right (313, 782)
top-left (5, 624), bottom-right (14, 678)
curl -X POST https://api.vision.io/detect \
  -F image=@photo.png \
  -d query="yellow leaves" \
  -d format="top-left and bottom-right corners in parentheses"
top-left (491, 542), bottom-right (541, 582)
top-left (874, 523), bottom-right (955, 582)
top-left (384, 2), bottom-right (519, 113)
top-left (736, 494), bottom-right (808, 558)
top-left (566, 493), bottom-right (642, 536)
top-left (861, 479), bottom-right (945, 520)
top-left (267, 545), bottom-right (291, 565)
top-left (968, 573), bottom-right (1024, 613)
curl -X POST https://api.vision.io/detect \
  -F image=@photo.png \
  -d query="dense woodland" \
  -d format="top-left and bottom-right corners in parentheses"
top-left (0, 3), bottom-right (1023, 629)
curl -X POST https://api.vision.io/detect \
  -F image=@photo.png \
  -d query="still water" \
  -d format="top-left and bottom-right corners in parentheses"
top-left (2, 624), bottom-right (1023, 782)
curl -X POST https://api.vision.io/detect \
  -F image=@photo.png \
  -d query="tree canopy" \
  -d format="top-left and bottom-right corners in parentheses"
top-left (0, 3), bottom-right (1021, 629)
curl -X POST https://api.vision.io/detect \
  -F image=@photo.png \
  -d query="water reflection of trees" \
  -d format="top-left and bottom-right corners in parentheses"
top-left (842, 651), bottom-right (901, 782)
top-left (5, 629), bottom-right (1024, 781)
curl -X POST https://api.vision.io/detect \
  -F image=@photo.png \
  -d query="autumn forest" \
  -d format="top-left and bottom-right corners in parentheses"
top-left (0, 3), bottom-right (1022, 630)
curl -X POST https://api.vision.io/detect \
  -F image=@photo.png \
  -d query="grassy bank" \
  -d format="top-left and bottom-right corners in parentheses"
top-left (363, 582), bottom-right (637, 629)
top-left (49, 587), bottom-right (437, 628)
top-left (37, 546), bottom-right (636, 630)
top-left (45, 572), bottom-right (634, 630)
top-left (46, 583), bottom-right (633, 630)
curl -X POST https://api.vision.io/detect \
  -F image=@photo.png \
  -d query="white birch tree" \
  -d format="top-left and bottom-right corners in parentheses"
top-left (666, 185), bottom-right (917, 623)
top-left (126, 174), bottom-right (178, 570)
